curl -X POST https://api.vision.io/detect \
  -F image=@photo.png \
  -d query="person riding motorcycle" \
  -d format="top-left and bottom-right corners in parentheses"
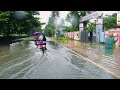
top-left (33, 32), bottom-right (40, 46)
top-left (39, 33), bottom-right (47, 50)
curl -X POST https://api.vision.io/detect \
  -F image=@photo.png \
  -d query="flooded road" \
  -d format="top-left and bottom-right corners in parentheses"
top-left (59, 40), bottom-right (120, 78)
top-left (0, 39), bottom-right (116, 79)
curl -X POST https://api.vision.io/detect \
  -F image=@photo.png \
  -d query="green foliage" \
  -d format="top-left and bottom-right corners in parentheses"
top-left (63, 25), bottom-right (78, 32)
top-left (109, 33), bottom-right (114, 38)
top-left (85, 22), bottom-right (96, 32)
top-left (44, 11), bottom-right (60, 37)
top-left (60, 34), bottom-right (65, 37)
top-left (44, 26), bottom-right (55, 37)
top-left (21, 36), bottom-right (34, 41)
top-left (66, 11), bottom-right (91, 31)
top-left (45, 11), bottom-right (91, 37)
top-left (52, 36), bottom-right (72, 42)
top-left (103, 13), bottom-right (118, 30)
top-left (0, 11), bottom-right (43, 37)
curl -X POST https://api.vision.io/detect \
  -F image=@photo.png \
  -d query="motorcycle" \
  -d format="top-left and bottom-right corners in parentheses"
top-left (41, 44), bottom-right (46, 54)
top-left (37, 40), bottom-right (47, 54)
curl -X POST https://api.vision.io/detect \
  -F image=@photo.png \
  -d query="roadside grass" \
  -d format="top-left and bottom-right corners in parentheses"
top-left (21, 36), bottom-right (34, 41)
top-left (50, 36), bottom-right (74, 42)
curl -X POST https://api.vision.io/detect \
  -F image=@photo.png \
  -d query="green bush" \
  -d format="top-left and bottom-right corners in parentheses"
top-left (60, 34), bottom-right (65, 37)
top-left (109, 33), bottom-right (114, 38)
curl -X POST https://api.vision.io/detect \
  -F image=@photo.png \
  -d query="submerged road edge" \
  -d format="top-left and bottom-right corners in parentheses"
top-left (53, 40), bottom-right (120, 79)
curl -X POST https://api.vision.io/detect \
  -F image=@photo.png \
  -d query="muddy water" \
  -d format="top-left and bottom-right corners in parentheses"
top-left (0, 40), bottom-right (116, 79)
top-left (59, 40), bottom-right (120, 77)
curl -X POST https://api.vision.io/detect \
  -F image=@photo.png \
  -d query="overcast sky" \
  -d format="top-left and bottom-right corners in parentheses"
top-left (35, 11), bottom-right (118, 29)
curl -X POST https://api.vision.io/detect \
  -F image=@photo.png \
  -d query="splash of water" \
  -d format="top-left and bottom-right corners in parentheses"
top-left (14, 11), bottom-right (27, 19)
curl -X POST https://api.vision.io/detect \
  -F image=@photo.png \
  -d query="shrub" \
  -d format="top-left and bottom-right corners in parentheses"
top-left (109, 33), bottom-right (114, 38)
top-left (60, 34), bottom-right (65, 37)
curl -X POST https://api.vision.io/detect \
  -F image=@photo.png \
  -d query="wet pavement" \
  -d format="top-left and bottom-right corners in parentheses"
top-left (0, 38), bottom-right (117, 79)
top-left (58, 40), bottom-right (120, 78)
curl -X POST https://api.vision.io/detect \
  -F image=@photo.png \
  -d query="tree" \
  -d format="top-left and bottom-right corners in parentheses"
top-left (44, 25), bottom-right (54, 37)
top-left (44, 16), bottom-right (55, 37)
top-left (0, 11), bottom-right (14, 36)
top-left (66, 11), bottom-right (92, 31)
top-left (51, 11), bottom-right (60, 38)
top-left (85, 22), bottom-right (96, 32)
top-left (44, 11), bottom-right (60, 37)
top-left (63, 25), bottom-right (75, 32)
top-left (0, 11), bottom-right (42, 37)
top-left (103, 13), bottom-right (118, 30)
top-left (57, 18), bottom-right (65, 34)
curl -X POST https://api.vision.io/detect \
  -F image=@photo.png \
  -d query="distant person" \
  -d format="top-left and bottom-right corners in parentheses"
top-left (33, 32), bottom-right (40, 46)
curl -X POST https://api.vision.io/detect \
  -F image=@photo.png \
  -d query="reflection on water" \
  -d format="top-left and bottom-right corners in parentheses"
top-left (0, 40), bottom-right (117, 79)
top-left (0, 41), bottom-right (33, 65)
top-left (60, 40), bottom-right (120, 76)
top-left (0, 44), bottom-right (10, 52)
top-left (0, 41), bottom-right (30, 57)
top-left (47, 41), bottom-right (60, 49)
top-left (0, 41), bottom-right (37, 79)
top-left (105, 49), bottom-right (113, 56)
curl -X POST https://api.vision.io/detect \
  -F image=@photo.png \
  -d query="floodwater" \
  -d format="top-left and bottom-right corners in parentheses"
top-left (0, 39), bottom-right (117, 79)
top-left (59, 40), bottom-right (120, 78)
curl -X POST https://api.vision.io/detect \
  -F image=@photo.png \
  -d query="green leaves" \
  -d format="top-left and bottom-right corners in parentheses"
top-left (103, 13), bottom-right (117, 30)
top-left (44, 25), bottom-right (54, 36)
top-left (63, 26), bottom-right (78, 32)
top-left (85, 22), bottom-right (96, 32)
top-left (66, 11), bottom-right (91, 31)
top-left (0, 11), bottom-right (42, 36)
top-left (44, 11), bottom-right (60, 37)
